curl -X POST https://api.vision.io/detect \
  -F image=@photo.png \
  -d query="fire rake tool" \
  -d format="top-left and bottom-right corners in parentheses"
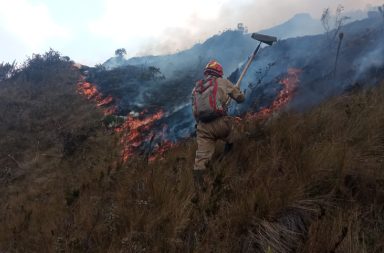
top-left (226, 33), bottom-right (277, 106)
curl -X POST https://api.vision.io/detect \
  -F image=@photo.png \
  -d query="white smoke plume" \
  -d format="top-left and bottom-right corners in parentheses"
top-left (136, 0), bottom-right (382, 56)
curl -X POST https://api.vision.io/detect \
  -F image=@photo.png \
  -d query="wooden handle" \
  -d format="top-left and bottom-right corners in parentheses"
top-left (225, 41), bottom-right (262, 107)
top-left (235, 41), bottom-right (262, 88)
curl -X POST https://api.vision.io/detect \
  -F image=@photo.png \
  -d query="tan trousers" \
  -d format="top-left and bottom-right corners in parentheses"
top-left (194, 116), bottom-right (238, 171)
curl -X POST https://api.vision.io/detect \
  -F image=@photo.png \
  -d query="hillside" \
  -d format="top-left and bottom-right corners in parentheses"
top-left (102, 10), bottom-right (365, 74)
top-left (1, 52), bottom-right (384, 251)
top-left (0, 51), bottom-right (120, 252)
top-left (81, 15), bottom-right (384, 160)
top-left (103, 29), bottom-right (256, 78)
top-left (102, 13), bottom-right (323, 75)
top-left (1, 12), bottom-right (384, 253)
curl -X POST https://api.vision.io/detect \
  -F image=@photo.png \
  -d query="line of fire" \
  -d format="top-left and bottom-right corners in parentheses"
top-left (76, 67), bottom-right (302, 162)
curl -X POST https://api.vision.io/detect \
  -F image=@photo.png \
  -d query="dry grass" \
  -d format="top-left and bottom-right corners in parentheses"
top-left (1, 55), bottom-right (384, 252)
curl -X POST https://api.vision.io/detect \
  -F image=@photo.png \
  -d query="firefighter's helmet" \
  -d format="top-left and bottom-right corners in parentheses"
top-left (204, 60), bottom-right (223, 77)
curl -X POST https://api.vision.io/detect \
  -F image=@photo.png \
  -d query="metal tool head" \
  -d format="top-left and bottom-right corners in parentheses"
top-left (251, 33), bottom-right (277, 46)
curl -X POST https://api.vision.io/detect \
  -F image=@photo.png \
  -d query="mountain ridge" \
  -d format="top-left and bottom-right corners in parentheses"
top-left (258, 13), bottom-right (323, 39)
top-left (102, 13), bottom-right (326, 74)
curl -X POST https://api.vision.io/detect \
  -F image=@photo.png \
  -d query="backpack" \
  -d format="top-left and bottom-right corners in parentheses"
top-left (192, 78), bottom-right (225, 122)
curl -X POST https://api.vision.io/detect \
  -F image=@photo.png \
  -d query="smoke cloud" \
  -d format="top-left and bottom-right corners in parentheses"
top-left (1, 0), bottom-right (381, 65)
top-left (137, 0), bottom-right (382, 57)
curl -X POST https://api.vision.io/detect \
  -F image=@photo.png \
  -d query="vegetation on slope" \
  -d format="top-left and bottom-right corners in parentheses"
top-left (0, 50), bottom-right (120, 252)
top-left (101, 81), bottom-right (384, 253)
top-left (1, 51), bottom-right (384, 252)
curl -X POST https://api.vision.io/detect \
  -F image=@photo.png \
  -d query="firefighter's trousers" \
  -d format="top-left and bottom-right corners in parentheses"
top-left (194, 116), bottom-right (238, 171)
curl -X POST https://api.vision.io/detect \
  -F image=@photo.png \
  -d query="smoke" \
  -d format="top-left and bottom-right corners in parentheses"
top-left (93, 13), bottom-right (384, 157)
top-left (353, 36), bottom-right (384, 81)
top-left (230, 12), bottom-right (384, 114)
top-left (137, 0), bottom-right (381, 57)
top-left (136, 27), bottom-right (197, 57)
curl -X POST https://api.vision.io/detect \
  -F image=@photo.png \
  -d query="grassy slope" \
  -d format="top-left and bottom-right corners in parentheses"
top-left (1, 53), bottom-right (384, 252)
top-left (118, 81), bottom-right (384, 253)
top-left (0, 52), bottom-right (120, 252)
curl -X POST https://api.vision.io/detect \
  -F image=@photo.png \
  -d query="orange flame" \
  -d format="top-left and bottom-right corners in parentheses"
top-left (97, 95), bottom-right (114, 107)
top-left (103, 106), bottom-right (118, 116)
top-left (249, 68), bottom-right (302, 119)
top-left (148, 140), bottom-right (174, 162)
top-left (78, 82), bottom-right (101, 100)
top-left (77, 77), bottom-right (117, 116)
top-left (76, 76), bottom-right (175, 162)
top-left (76, 68), bottom-right (301, 163)
top-left (118, 111), bottom-right (165, 162)
top-left (147, 124), bottom-right (176, 161)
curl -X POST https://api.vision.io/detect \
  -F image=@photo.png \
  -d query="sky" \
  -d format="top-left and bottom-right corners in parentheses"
top-left (0, 0), bottom-right (382, 66)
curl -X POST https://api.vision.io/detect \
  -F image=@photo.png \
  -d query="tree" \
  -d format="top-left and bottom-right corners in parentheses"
top-left (94, 64), bottom-right (106, 72)
top-left (115, 48), bottom-right (127, 58)
top-left (333, 5), bottom-right (350, 40)
top-left (321, 5), bottom-right (350, 44)
top-left (321, 8), bottom-right (331, 37)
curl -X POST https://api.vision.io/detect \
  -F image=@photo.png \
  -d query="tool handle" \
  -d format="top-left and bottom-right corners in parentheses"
top-left (225, 41), bottom-right (262, 107)
top-left (234, 41), bottom-right (262, 88)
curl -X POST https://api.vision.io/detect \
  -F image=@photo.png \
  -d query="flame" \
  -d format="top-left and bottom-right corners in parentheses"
top-left (103, 106), bottom-right (118, 116)
top-left (249, 68), bottom-right (302, 119)
top-left (147, 124), bottom-right (175, 161)
top-left (148, 140), bottom-right (174, 162)
top-left (77, 77), bottom-right (117, 116)
top-left (78, 82), bottom-right (101, 100)
top-left (76, 76), bottom-right (175, 162)
top-left (75, 67), bottom-right (302, 163)
top-left (97, 95), bottom-right (114, 107)
top-left (75, 68), bottom-right (301, 163)
top-left (118, 111), bottom-right (166, 162)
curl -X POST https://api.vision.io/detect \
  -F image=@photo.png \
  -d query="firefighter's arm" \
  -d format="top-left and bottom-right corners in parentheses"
top-left (226, 80), bottom-right (245, 103)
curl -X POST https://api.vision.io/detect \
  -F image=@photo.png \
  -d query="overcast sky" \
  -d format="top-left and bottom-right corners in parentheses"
top-left (0, 0), bottom-right (381, 66)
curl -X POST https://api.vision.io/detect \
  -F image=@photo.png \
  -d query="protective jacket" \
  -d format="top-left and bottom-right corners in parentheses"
top-left (192, 75), bottom-right (245, 123)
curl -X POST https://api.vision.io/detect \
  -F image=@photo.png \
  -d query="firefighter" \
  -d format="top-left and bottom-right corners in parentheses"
top-left (191, 60), bottom-right (245, 192)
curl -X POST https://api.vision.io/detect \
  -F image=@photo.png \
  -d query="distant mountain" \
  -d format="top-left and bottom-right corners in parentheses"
top-left (258, 10), bottom-right (372, 40)
top-left (258, 13), bottom-right (323, 39)
top-left (103, 13), bottom-right (326, 74)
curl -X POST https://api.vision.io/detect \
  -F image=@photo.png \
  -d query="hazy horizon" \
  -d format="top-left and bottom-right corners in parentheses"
top-left (0, 0), bottom-right (382, 66)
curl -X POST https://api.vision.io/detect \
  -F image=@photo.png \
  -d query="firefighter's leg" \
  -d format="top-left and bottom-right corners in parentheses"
top-left (194, 123), bottom-right (217, 171)
top-left (193, 128), bottom-right (215, 191)
top-left (194, 136), bottom-right (215, 171)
